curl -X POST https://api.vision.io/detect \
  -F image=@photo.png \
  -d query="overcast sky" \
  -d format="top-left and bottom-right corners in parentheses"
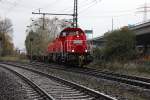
top-left (0, 0), bottom-right (150, 50)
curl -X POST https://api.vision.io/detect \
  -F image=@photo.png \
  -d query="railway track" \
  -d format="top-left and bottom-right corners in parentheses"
top-left (12, 61), bottom-right (150, 90)
top-left (0, 62), bottom-right (116, 100)
top-left (0, 64), bottom-right (54, 100)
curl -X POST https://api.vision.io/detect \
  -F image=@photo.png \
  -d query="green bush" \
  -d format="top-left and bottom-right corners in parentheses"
top-left (93, 48), bottom-right (104, 60)
top-left (104, 27), bottom-right (136, 62)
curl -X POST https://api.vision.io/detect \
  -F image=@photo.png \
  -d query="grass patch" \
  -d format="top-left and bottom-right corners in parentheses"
top-left (88, 61), bottom-right (150, 77)
top-left (0, 56), bottom-right (29, 63)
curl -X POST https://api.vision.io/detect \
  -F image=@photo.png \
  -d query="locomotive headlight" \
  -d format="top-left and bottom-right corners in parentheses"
top-left (85, 49), bottom-right (88, 52)
top-left (72, 49), bottom-right (75, 52)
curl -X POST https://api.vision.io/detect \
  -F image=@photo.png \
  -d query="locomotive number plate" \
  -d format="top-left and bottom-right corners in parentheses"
top-left (73, 40), bottom-right (82, 44)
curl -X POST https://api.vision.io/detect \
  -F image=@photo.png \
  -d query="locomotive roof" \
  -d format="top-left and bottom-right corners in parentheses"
top-left (61, 27), bottom-right (84, 33)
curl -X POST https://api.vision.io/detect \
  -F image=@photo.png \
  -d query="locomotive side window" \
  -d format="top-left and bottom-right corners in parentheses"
top-left (60, 30), bottom-right (84, 37)
top-left (60, 32), bottom-right (66, 37)
top-left (69, 32), bottom-right (76, 36)
top-left (76, 31), bottom-right (79, 35)
top-left (62, 32), bottom-right (66, 36)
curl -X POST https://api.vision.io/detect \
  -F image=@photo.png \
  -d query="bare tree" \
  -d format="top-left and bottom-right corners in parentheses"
top-left (0, 18), bottom-right (14, 56)
top-left (25, 17), bottom-right (71, 56)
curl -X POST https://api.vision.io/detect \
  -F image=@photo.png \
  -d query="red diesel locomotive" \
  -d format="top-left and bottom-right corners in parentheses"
top-left (47, 27), bottom-right (93, 66)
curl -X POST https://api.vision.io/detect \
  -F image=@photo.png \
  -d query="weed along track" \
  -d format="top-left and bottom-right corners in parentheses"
top-left (0, 63), bottom-right (116, 100)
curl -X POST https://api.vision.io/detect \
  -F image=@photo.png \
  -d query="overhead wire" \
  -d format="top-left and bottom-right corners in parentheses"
top-left (79, 0), bottom-right (137, 19)
top-left (58, 0), bottom-right (88, 13)
top-left (79, 0), bottom-right (101, 14)
top-left (1, 0), bottom-right (137, 20)
top-left (79, 2), bottom-right (97, 14)
top-left (57, 0), bottom-right (98, 14)
top-left (0, 0), bottom-right (35, 16)
top-left (0, 0), bottom-right (20, 15)
top-left (38, 0), bottom-right (67, 12)
top-left (36, 0), bottom-right (58, 10)
top-left (80, 12), bottom-right (135, 19)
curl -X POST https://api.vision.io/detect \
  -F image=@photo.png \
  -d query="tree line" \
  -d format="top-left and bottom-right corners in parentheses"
top-left (25, 17), bottom-right (71, 56)
top-left (0, 17), bottom-right (14, 56)
top-left (93, 26), bottom-right (136, 63)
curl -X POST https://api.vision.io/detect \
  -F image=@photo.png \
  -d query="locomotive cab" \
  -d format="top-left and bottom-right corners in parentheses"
top-left (60, 28), bottom-right (93, 66)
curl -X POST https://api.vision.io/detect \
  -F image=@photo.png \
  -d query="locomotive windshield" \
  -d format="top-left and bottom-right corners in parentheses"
top-left (60, 28), bottom-right (85, 37)
top-left (68, 31), bottom-right (76, 36)
top-left (67, 31), bottom-right (81, 36)
top-left (60, 31), bottom-right (80, 36)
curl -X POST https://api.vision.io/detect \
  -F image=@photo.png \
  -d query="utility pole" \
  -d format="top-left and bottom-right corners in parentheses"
top-left (32, 0), bottom-right (78, 28)
top-left (32, 12), bottom-right (74, 29)
top-left (137, 2), bottom-right (150, 22)
top-left (73, 0), bottom-right (78, 28)
top-left (38, 8), bottom-right (45, 30)
top-left (43, 14), bottom-right (45, 30)
top-left (112, 17), bottom-right (114, 31)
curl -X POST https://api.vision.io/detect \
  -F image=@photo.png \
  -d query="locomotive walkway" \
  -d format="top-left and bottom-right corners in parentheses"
top-left (0, 62), bottom-right (116, 100)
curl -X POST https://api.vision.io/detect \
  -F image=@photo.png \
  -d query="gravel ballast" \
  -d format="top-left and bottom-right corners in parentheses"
top-left (0, 67), bottom-right (30, 100)
top-left (23, 62), bottom-right (150, 100)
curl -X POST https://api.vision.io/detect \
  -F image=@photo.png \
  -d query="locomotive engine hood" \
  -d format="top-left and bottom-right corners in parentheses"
top-left (62, 28), bottom-right (87, 54)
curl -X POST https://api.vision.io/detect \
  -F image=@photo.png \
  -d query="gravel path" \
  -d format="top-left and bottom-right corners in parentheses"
top-left (0, 67), bottom-right (30, 100)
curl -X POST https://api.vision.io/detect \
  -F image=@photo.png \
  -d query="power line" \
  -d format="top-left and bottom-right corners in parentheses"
top-left (79, 2), bottom-right (97, 14)
top-left (56, 0), bottom-right (86, 14)
top-left (0, 0), bottom-right (32, 15)
top-left (79, 0), bottom-right (101, 14)
top-left (80, 12), bottom-right (135, 19)
top-left (32, 12), bottom-right (73, 16)
top-left (37, 0), bottom-right (59, 11)
top-left (58, 0), bottom-right (97, 14)
top-left (136, 2), bottom-right (150, 22)
top-left (3, 0), bottom-right (20, 15)
top-left (39, 0), bottom-right (66, 12)
top-left (32, 12), bottom-right (74, 29)
top-left (32, 0), bottom-right (79, 28)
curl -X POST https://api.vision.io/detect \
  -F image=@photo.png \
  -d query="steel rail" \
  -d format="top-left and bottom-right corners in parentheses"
top-left (27, 62), bottom-right (150, 89)
top-left (0, 65), bottom-right (55, 100)
top-left (1, 62), bottom-right (117, 100)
